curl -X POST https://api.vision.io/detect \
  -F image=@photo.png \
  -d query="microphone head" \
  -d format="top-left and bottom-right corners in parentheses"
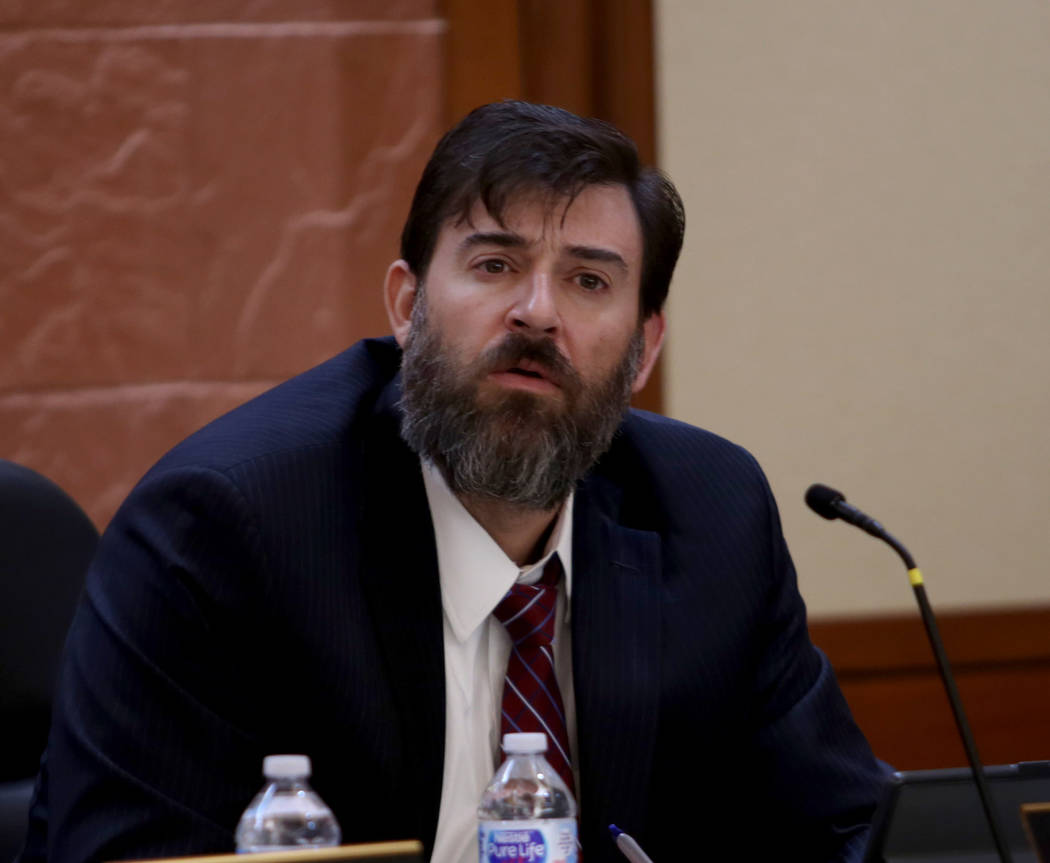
top-left (805, 483), bottom-right (846, 520)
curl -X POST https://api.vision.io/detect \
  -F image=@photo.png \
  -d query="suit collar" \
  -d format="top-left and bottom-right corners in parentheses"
top-left (571, 471), bottom-right (662, 852)
top-left (358, 376), bottom-right (446, 855)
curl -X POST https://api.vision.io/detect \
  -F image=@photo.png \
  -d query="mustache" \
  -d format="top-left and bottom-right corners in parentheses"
top-left (476, 333), bottom-right (580, 391)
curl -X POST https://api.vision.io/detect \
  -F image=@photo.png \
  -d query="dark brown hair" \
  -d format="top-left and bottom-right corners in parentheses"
top-left (400, 100), bottom-right (685, 318)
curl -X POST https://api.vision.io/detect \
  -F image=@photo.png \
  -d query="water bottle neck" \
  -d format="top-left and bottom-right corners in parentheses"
top-left (266, 775), bottom-right (310, 792)
top-left (505, 752), bottom-right (547, 772)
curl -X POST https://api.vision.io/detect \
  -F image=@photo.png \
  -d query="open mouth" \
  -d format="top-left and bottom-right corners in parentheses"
top-left (508, 366), bottom-right (545, 379)
top-left (488, 358), bottom-right (561, 393)
top-left (505, 358), bottom-right (555, 383)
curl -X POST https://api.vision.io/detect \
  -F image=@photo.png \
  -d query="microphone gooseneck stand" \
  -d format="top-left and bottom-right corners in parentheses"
top-left (805, 484), bottom-right (1013, 863)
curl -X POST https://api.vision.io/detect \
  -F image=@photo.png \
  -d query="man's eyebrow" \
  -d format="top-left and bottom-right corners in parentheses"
top-left (566, 245), bottom-right (629, 273)
top-left (458, 231), bottom-right (527, 253)
top-left (457, 234), bottom-right (629, 273)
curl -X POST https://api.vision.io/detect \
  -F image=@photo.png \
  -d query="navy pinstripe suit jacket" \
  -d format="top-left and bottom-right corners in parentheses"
top-left (35, 337), bottom-right (882, 863)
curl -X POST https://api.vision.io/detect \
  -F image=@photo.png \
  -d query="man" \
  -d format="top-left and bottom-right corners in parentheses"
top-left (30, 101), bottom-right (882, 863)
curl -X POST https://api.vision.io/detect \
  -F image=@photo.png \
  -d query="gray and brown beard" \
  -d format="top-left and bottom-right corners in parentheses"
top-left (398, 291), bottom-right (643, 511)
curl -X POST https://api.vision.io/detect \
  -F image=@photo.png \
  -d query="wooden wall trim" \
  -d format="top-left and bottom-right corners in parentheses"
top-left (591, 0), bottom-right (657, 166)
top-left (442, 0), bottom-right (521, 125)
top-left (810, 606), bottom-right (1050, 673)
top-left (810, 606), bottom-right (1050, 769)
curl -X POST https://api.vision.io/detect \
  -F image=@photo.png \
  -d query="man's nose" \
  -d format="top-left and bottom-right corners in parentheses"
top-left (506, 272), bottom-right (559, 334)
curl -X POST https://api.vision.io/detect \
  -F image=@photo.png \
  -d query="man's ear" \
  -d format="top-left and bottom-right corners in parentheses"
top-left (631, 311), bottom-right (666, 394)
top-left (384, 259), bottom-right (417, 347)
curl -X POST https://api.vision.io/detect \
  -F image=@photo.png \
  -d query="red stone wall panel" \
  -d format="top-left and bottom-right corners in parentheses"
top-left (186, 30), bottom-right (443, 380)
top-left (0, 2), bottom-right (440, 27)
top-left (0, 383), bottom-right (271, 527)
top-left (2, 36), bottom-right (194, 390)
top-left (1, 5), bottom-right (445, 530)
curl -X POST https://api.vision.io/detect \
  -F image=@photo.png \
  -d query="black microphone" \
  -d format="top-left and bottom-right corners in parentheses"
top-left (804, 483), bottom-right (887, 539)
top-left (805, 483), bottom-right (1014, 863)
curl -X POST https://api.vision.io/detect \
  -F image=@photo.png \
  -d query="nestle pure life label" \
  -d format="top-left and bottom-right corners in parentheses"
top-left (478, 819), bottom-right (577, 863)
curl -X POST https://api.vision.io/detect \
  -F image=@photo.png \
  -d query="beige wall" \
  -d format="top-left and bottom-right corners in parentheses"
top-left (656, 1), bottom-right (1050, 616)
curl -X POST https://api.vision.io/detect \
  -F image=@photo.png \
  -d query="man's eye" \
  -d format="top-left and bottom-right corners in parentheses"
top-left (479, 259), bottom-right (507, 274)
top-left (577, 273), bottom-right (607, 291)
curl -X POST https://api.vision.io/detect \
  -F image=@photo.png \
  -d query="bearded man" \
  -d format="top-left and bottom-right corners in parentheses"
top-left (29, 102), bottom-right (883, 863)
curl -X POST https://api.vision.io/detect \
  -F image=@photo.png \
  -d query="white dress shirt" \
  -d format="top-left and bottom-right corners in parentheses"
top-left (420, 460), bottom-right (577, 863)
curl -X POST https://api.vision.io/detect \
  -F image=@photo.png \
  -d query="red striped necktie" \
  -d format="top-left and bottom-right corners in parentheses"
top-left (493, 554), bottom-right (575, 797)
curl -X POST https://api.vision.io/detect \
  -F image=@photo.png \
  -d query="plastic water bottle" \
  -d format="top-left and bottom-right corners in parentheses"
top-left (478, 732), bottom-right (578, 863)
top-left (235, 754), bottom-right (342, 852)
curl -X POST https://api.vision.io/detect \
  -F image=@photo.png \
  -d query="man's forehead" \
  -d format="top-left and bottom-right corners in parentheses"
top-left (444, 186), bottom-right (642, 256)
top-left (455, 185), bottom-right (628, 224)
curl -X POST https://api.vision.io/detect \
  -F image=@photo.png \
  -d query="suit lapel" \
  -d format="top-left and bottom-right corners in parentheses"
top-left (571, 474), bottom-right (662, 854)
top-left (359, 380), bottom-right (446, 854)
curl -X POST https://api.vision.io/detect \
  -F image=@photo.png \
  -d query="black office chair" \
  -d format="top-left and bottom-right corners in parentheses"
top-left (0, 460), bottom-right (99, 863)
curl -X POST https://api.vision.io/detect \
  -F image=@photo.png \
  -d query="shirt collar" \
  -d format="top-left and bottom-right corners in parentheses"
top-left (421, 459), bottom-right (574, 644)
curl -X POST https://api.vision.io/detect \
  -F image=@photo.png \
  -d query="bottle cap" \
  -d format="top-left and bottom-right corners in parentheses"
top-left (502, 732), bottom-right (547, 754)
top-left (262, 754), bottom-right (312, 779)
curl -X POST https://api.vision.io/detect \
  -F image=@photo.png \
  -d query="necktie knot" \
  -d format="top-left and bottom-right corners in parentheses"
top-left (493, 581), bottom-right (557, 649)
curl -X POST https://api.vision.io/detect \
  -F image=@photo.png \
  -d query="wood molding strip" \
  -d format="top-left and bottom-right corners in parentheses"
top-left (810, 606), bottom-right (1050, 675)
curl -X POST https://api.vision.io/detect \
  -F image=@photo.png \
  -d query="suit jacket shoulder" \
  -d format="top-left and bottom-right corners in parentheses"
top-left (43, 336), bottom-right (448, 863)
top-left (147, 336), bottom-right (404, 476)
top-left (587, 407), bottom-right (776, 547)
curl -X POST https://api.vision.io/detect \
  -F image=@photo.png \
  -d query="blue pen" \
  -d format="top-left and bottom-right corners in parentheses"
top-left (609, 824), bottom-right (655, 863)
